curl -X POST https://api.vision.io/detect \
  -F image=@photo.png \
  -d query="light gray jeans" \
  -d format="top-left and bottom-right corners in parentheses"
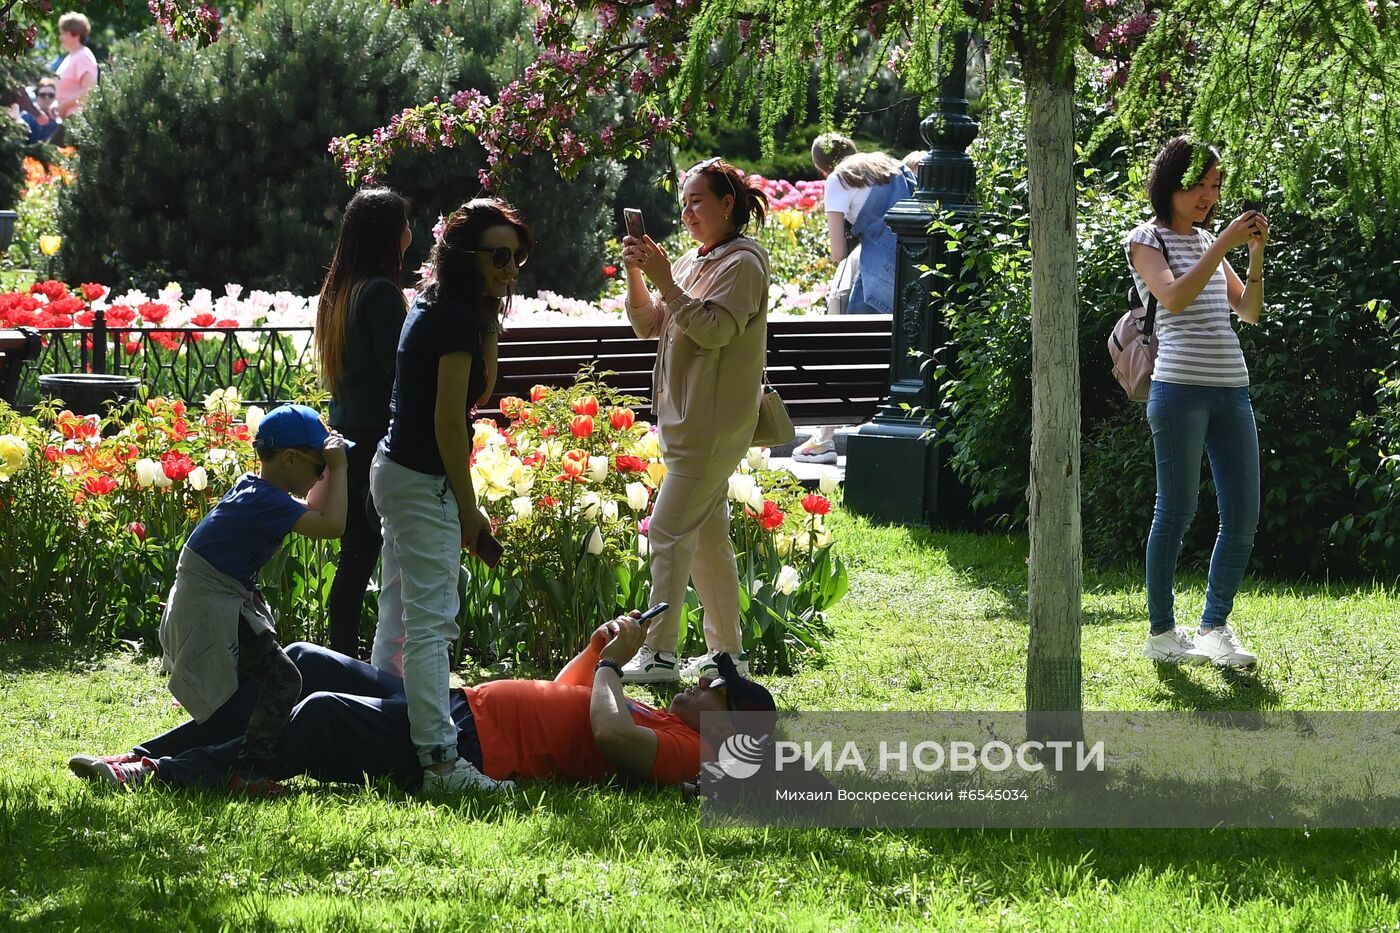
top-left (369, 447), bottom-right (461, 767)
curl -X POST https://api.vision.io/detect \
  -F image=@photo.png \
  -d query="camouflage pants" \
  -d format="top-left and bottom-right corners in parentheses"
top-left (233, 618), bottom-right (302, 776)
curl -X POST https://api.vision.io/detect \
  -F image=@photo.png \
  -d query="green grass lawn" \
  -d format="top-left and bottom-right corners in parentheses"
top-left (5, 512), bottom-right (1400, 930)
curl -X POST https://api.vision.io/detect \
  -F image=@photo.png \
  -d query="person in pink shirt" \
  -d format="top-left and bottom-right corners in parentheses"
top-left (54, 12), bottom-right (98, 119)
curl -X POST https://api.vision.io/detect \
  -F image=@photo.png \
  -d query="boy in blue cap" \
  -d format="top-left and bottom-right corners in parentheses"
top-left (73, 404), bottom-right (349, 795)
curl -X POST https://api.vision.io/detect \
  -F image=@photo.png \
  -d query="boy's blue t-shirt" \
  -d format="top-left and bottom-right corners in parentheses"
top-left (185, 473), bottom-right (308, 589)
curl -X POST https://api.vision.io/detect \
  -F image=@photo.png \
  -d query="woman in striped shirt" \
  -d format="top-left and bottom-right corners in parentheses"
top-left (1127, 136), bottom-right (1269, 669)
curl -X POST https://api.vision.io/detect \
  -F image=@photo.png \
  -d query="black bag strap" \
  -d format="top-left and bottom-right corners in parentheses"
top-left (1141, 230), bottom-right (1169, 339)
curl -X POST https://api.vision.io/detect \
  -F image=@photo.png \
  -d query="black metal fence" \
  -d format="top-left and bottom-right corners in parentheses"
top-left (16, 319), bottom-right (316, 409)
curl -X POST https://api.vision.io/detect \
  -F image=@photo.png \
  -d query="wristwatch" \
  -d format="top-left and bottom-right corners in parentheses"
top-left (595, 659), bottom-right (624, 677)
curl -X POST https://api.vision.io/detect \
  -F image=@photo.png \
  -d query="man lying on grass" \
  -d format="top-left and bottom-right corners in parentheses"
top-left (68, 611), bottom-right (776, 797)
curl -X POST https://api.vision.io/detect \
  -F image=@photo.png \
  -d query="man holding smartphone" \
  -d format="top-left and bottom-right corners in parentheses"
top-left (69, 608), bottom-right (777, 795)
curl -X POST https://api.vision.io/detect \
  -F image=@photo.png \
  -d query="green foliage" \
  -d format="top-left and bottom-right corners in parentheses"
top-left (1337, 308), bottom-right (1400, 573)
top-left (0, 116), bottom-right (26, 211)
top-left (934, 83), bottom-right (1400, 578)
top-left (53, 0), bottom-right (620, 299)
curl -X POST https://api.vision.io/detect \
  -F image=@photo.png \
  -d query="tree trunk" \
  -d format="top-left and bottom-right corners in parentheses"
top-left (1023, 73), bottom-right (1083, 727)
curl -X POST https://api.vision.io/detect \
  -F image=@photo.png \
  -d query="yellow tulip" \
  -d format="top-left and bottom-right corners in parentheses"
top-left (39, 235), bottom-right (62, 256)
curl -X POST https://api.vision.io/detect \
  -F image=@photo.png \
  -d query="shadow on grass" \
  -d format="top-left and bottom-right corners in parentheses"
top-left (0, 640), bottom-right (139, 676)
top-left (1152, 662), bottom-right (1282, 710)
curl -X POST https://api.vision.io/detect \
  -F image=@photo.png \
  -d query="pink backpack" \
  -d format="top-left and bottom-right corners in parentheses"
top-left (1108, 231), bottom-right (1168, 402)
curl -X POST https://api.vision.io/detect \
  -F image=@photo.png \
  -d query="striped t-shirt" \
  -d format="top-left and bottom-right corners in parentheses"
top-left (1125, 222), bottom-right (1249, 388)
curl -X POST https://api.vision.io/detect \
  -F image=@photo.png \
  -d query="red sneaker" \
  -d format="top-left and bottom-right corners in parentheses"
top-left (96, 753), bottom-right (142, 765)
top-left (227, 771), bottom-right (289, 798)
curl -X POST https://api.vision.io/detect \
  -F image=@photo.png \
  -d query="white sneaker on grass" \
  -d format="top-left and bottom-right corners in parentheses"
top-left (1142, 628), bottom-right (1210, 665)
top-left (1193, 625), bottom-right (1258, 668)
top-left (679, 650), bottom-right (749, 680)
top-left (69, 754), bottom-right (154, 788)
top-left (619, 646), bottom-right (679, 683)
top-left (420, 758), bottom-right (514, 795)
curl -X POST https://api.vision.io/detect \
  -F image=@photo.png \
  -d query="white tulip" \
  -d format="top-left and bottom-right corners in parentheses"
top-left (586, 527), bottom-right (605, 555)
top-left (601, 499), bottom-right (619, 523)
top-left (776, 564), bottom-right (801, 596)
top-left (578, 490), bottom-right (601, 520)
top-left (585, 455), bottom-right (608, 484)
top-left (187, 466), bottom-right (209, 491)
top-left (153, 469), bottom-right (172, 489)
top-left (728, 473), bottom-right (757, 504)
top-left (625, 481), bottom-right (649, 512)
top-left (511, 496), bottom-right (533, 520)
top-left (745, 447), bottom-right (770, 472)
top-left (818, 466), bottom-right (841, 495)
top-left (245, 405), bottom-right (265, 435)
top-left (745, 485), bottom-right (766, 512)
top-left (134, 458), bottom-right (158, 487)
top-left (637, 534), bottom-right (650, 556)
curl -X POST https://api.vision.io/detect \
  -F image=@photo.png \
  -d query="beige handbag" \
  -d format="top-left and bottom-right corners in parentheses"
top-left (751, 383), bottom-right (795, 447)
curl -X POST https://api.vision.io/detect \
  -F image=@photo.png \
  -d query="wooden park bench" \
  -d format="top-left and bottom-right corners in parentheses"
top-left (0, 328), bottom-right (41, 407)
top-left (486, 314), bottom-right (893, 427)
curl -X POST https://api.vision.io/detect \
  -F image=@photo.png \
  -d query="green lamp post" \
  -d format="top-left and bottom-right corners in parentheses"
top-left (844, 34), bottom-right (978, 525)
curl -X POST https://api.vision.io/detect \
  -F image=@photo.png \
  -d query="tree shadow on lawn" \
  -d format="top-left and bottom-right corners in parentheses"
top-left (0, 640), bottom-right (138, 676)
top-left (521, 787), bottom-right (1400, 911)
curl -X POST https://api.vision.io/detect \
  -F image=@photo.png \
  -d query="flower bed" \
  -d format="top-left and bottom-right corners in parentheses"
top-left (0, 372), bottom-right (845, 673)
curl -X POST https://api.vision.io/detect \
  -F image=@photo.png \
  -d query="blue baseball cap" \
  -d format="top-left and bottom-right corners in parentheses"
top-left (252, 404), bottom-right (331, 451)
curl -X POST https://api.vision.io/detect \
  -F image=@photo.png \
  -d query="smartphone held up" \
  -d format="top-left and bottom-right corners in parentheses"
top-left (623, 207), bottom-right (646, 240)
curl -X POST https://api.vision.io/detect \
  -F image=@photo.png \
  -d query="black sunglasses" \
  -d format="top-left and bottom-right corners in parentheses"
top-left (290, 449), bottom-right (326, 478)
top-left (469, 246), bottom-right (530, 269)
top-left (37, 91), bottom-right (55, 99)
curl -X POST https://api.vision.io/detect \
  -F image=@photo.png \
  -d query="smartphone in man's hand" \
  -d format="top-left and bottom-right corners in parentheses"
top-left (623, 208), bottom-right (646, 239)
top-left (635, 602), bottom-right (669, 627)
top-left (475, 529), bottom-right (504, 569)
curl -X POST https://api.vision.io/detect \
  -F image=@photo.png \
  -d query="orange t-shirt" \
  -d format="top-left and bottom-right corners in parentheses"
top-left (463, 680), bottom-right (701, 784)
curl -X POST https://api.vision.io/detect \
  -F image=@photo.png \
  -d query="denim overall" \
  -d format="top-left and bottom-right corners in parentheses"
top-left (846, 167), bottom-right (916, 315)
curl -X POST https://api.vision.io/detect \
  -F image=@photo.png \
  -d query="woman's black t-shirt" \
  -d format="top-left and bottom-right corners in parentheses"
top-left (382, 293), bottom-right (487, 476)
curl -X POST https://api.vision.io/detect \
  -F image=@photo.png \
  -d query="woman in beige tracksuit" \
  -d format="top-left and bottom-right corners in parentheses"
top-left (619, 158), bottom-right (772, 683)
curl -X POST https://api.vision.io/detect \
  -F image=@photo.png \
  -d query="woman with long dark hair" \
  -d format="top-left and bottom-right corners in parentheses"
top-left (370, 198), bottom-right (533, 795)
top-left (618, 158), bottom-right (771, 684)
top-left (1128, 136), bottom-right (1268, 668)
top-left (315, 187), bottom-right (411, 658)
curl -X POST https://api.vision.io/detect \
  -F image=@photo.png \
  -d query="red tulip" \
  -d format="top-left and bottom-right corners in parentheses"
top-left (569, 414), bottom-right (595, 438)
top-left (746, 499), bottom-right (785, 531)
top-left (160, 450), bottom-right (195, 481)
top-left (571, 395), bottom-right (599, 417)
top-left (609, 407), bottom-right (635, 431)
top-left (614, 455), bottom-right (645, 474)
top-left (128, 521), bottom-right (147, 542)
top-left (233, 358), bottom-right (248, 375)
top-left (530, 384), bottom-right (551, 403)
top-left (603, 264), bottom-right (618, 277)
top-left (82, 474), bottom-right (118, 496)
top-left (801, 494), bottom-right (832, 515)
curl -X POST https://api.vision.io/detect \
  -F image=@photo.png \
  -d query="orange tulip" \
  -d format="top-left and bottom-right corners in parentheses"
top-left (570, 414), bottom-right (595, 438)
top-left (561, 448), bottom-right (589, 480)
top-left (530, 385), bottom-right (551, 403)
top-left (571, 395), bottom-right (599, 416)
top-left (609, 407), bottom-right (635, 431)
top-left (501, 396), bottom-right (528, 420)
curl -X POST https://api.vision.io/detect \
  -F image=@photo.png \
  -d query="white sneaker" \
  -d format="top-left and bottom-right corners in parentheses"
top-left (619, 646), bottom-right (680, 683)
top-left (679, 650), bottom-right (749, 679)
top-left (1142, 628), bottom-right (1210, 664)
top-left (69, 754), bottom-right (154, 788)
top-left (420, 758), bottom-right (514, 795)
top-left (1193, 625), bottom-right (1258, 668)
top-left (792, 440), bottom-right (837, 464)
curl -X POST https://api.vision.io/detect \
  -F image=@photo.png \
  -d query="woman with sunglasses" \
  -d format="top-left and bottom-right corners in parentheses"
top-left (314, 187), bottom-right (412, 658)
top-left (619, 158), bottom-right (771, 684)
top-left (18, 79), bottom-right (61, 144)
top-left (369, 198), bottom-right (533, 795)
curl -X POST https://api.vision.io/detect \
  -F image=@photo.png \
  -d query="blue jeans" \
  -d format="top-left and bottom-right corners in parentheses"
top-left (370, 447), bottom-right (463, 767)
top-left (133, 642), bottom-right (482, 791)
top-left (1145, 381), bottom-right (1260, 635)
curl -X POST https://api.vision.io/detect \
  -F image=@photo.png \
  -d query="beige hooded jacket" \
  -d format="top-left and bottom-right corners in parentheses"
top-left (626, 238), bottom-right (772, 475)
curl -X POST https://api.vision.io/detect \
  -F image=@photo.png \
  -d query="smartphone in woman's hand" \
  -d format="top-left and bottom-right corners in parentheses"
top-left (624, 208), bottom-right (646, 239)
